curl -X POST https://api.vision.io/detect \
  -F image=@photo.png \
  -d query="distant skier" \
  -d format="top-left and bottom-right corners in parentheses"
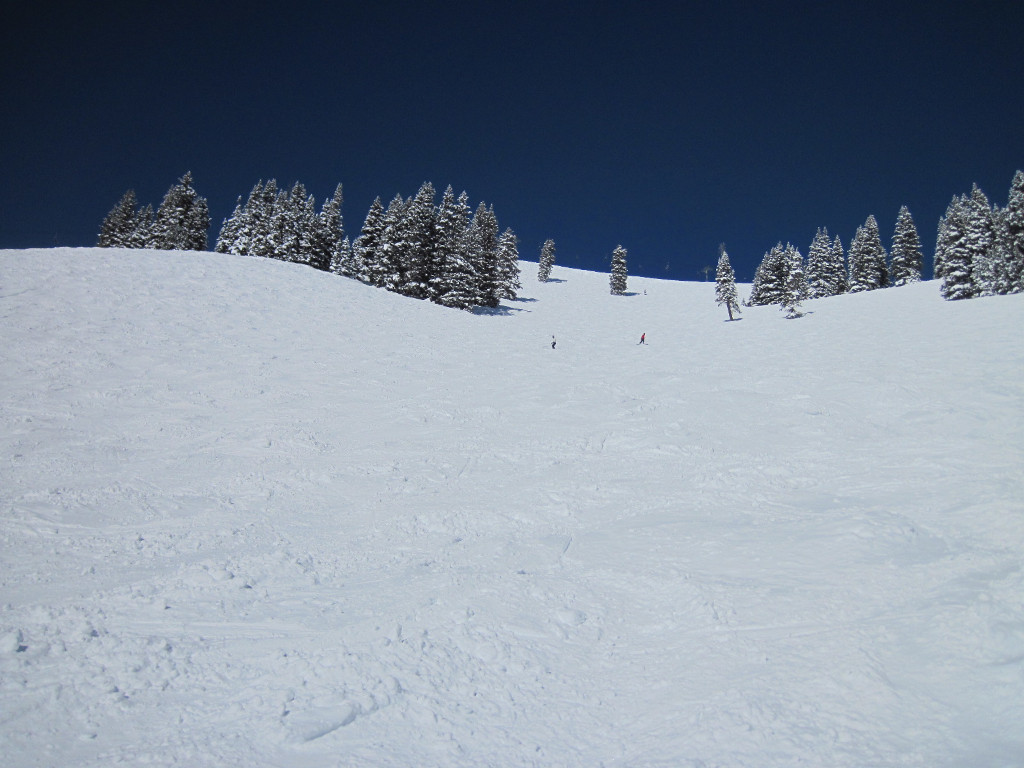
top-left (551, 336), bottom-right (557, 349)
top-left (638, 333), bottom-right (645, 345)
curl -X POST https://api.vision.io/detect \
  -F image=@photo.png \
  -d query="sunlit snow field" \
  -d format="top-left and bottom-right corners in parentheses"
top-left (2, 248), bottom-right (1023, 767)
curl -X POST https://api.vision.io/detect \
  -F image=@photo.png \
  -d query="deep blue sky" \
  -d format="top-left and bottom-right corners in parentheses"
top-left (3, 1), bottom-right (1022, 282)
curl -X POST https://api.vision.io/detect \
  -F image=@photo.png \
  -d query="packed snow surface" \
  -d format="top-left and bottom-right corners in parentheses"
top-left (2, 248), bottom-right (1023, 767)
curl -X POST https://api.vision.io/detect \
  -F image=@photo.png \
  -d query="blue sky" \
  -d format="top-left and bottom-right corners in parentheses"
top-left (3, 1), bottom-right (1022, 281)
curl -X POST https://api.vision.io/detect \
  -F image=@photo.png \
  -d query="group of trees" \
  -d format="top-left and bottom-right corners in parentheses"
top-left (98, 172), bottom-right (211, 251)
top-left (215, 180), bottom-right (346, 273)
top-left (742, 171), bottom-right (1024, 315)
top-left (100, 175), bottom-right (522, 311)
top-left (747, 209), bottom-right (923, 314)
top-left (215, 179), bottom-right (519, 310)
top-left (103, 169), bottom-right (1023, 316)
top-left (934, 171), bottom-right (1024, 300)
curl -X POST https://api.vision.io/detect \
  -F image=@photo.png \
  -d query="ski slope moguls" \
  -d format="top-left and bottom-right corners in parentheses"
top-left (2, 248), bottom-right (1023, 767)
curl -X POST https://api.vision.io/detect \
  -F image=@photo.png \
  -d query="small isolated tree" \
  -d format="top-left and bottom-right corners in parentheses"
top-left (538, 238), bottom-right (556, 281)
top-left (889, 205), bottom-right (923, 286)
top-left (714, 244), bottom-right (741, 320)
top-left (610, 245), bottom-right (628, 295)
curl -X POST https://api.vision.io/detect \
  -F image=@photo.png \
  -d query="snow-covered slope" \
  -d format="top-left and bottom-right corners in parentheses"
top-left (2, 248), bottom-right (1022, 767)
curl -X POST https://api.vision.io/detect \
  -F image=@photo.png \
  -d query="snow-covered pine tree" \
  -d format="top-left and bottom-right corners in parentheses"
top-left (1005, 170), bottom-right (1024, 293)
top-left (937, 195), bottom-right (975, 300)
top-left (219, 182), bottom-right (258, 256)
top-left (400, 182), bottom-right (437, 299)
top-left (314, 183), bottom-right (345, 274)
top-left (375, 194), bottom-right (409, 292)
top-left (291, 184), bottom-right (319, 266)
top-left (352, 196), bottom-right (385, 284)
top-left (848, 214), bottom-right (888, 292)
top-left (748, 242), bottom-right (787, 305)
top-left (610, 245), bottom-right (628, 295)
top-left (714, 244), bottom-right (741, 320)
top-left (496, 228), bottom-right (521, 300)
top-left (889, 206), bottom-right (923, 286)
top-left (805, 227), bottom-right (832, 298)
top-left (215, 197), bottom-right (244, 254)
top-left (247, 180), bottom-right (281, 260)
top-left (828, 234), bottom-right (848, 295)
top-left (98, 190), bottom-right (139, 247)
top-left (465, 202), bottom-right (501, 307)
top-left (780, 243), bottom-right (808, 318)
top-left (431, 187), bottom-right (477, 309)
top-left (538, 239), bottom-right (556, 282)
top-left (329, 237), bottom-right (353, 277)
top-left (129, 204), bottom-right (154, 249)
top-left (268, 182), bottom-right (296, 262)
top-left (963, 184), bottom-right (995, 295)
top-left (150, 172), bottom-right (210, 251)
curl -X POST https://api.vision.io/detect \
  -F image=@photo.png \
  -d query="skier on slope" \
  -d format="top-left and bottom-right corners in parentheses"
top-left (638, 333), bottom-right (645, 345)
top-left (551, 335), bottom-right (556, 349)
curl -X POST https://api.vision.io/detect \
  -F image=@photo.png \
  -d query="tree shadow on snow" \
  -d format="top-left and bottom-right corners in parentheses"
top-left (472, 305), bottom-right (529, 316)
top-left (540, 278), bottom-right (567, 283)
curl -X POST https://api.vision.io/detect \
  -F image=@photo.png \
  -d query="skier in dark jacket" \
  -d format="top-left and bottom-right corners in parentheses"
top-left (638, 333), bottom-right (645, 345)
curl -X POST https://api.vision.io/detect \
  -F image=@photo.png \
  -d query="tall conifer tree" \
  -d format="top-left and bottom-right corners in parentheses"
top-left (538, 239), bottom-right (556, 282)
top-left (715, 244), bottom-right (741, 320)
top-left (848, 215), bottom-right (888, 292)
top-left (98, 190), bottom-right (139, 247)
top-left (889, 206), bottom-right (924, 286)
top-left (610, 245), bottom-right (628, 295)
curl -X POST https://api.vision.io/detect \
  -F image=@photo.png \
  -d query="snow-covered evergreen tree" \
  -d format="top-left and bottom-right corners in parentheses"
top-left (748, 243), bottom-right (787, 305)
top-left (496, 228), bottom-right (521, 300)
top-left (610, 245), bottom-right (628, 295)
top-left (98, 190), bottom-right (139, 248)
top-left (430, 187), bottom-right (476, 308)
top-left (215, 197), bottom-right (244, 254)
top-left (889, 206), bottom-right (923, 286)
top-left (465, 202), bottom-right (501, 307)
top-left (538, 239), bottom-right (556, 282)
top-left (400, 182), bottom-right (436, 299)
top-left (848, 215), bottom-right (888, 292)
top-left (1004, 170), bottom-right (1024, 293)
top-left (828, 235), bottom-right (848, 295)
top-left (352, 196), bottom-right (385, 284)
top-left (963, 184), bottom-right (994, 295)
top-left (129, 204), bottom-right (154, 249)
top-left (937, 195), bottom-right (976, 300)
top-left (150, 172), bottom-right (210, 251)
top-left (714, 244), bottom-right (741, 320)
top-left (780, 243), bottom-right (808, 318)
top-left (984, 206), bottom-right (1013, 295)
top-left (375, 194), bottom-right (409, 292)
top-left (805, 227), bottom-right (833, 298)
top-left (312, 183), bottom-right (344, 273)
